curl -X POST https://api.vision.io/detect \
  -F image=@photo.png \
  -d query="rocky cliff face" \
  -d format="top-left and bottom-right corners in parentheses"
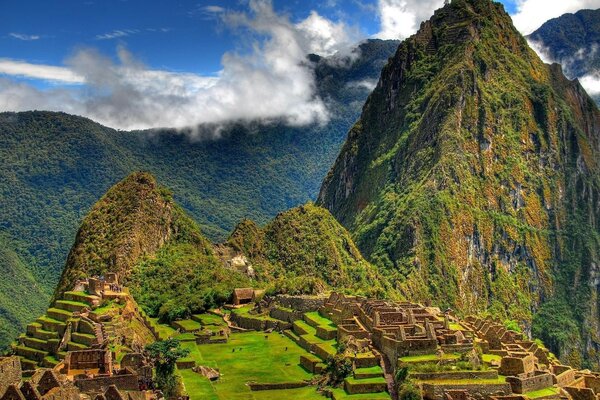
top-left (318, 0), bottom-right (600, 367)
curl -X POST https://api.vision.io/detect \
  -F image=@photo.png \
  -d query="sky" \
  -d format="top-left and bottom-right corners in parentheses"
top-left (1, 0), bottom-right (599, 130)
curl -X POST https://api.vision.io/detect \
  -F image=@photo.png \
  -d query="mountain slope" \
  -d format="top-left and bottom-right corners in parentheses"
top-left (225, 203), bottom-right (391, 298)
top-left (319, 0), bottom-right (600, 367)
top-left (0, 235), bottom-right (48, 352)
top-left (0, 40), bottom-right (398, 349)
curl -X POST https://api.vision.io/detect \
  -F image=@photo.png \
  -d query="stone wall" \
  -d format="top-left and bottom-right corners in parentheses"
top-left (74, 374), bottom-right (138, 393)
top-left (344, 378), bottom-right (387, 395)
top-left (0, 357), bottom-right (21, 397)
top-left (410, 371), bottom-right (498, 381)
top-left (421, 383), bottom-right (512, 400)
top-left (230, 313), bottom-right (291, 332)
top-left (275, 295), bottom-right (326, 312)
top-left (506, 372), bottom-right (554, 394)
top-left (270, 307), bottom-right (304, 323)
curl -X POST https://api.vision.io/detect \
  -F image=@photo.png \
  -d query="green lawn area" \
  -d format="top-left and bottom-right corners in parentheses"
top-left (331, 388), bottom-right (390, 399)
top-left (233, 305), bottom-right (278, 321)
top-left (354, 366), bottom-right (384, 376)
top-left (415, 376), bottom-right (507, 385)
top-left (194, 313), bottom-right (226, 326)
top-left (526, 387), bottom-right (560, 399)
top-left (449, 323), bottom-right (464, 331)
top-left (304, 312), bottom-right (336, 327)
top-left (173, 319), bottom-right (202, 332)
top-left (179, 331), bottom-right (319, 399)
top-left (148, 318), bottom-right (177, 340)
top-left (399, 353), bottom-right (460, 363)
top-left (482, 354), bottom-right (502, 363)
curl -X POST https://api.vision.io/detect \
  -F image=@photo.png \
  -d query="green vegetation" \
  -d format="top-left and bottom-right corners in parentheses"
top-left (228, 203), bottom-right (394, 298)
top-left (146, 338), bottom-right (191, 397)
top-left (179, 331), bottom-right (315, 399)
top-left (526, 387), bottom-right (560, 399)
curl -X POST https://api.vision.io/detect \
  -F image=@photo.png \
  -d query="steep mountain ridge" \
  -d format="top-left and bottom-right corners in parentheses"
top-left (319, 0), bottom-right (600, 367)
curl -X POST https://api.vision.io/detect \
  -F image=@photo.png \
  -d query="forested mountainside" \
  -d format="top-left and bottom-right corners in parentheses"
top-left (319, 0), bottom-right (600, 368)
top-left (0, 39), bottom-right (399, 351)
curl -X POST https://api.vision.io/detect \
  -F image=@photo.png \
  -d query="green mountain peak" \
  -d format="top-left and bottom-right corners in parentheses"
top-left (319, 0), bottom-right (600, 367)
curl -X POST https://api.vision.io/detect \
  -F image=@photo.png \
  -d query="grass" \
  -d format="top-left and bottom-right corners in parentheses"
top-left (173, 319), bottom-right (202, 332)
top-left (345, 376), bottom-right (387, 385)
top-left (482, 354), bottom-right (502, 363)
top-left (449, 323), bottom-right (464, 330)
top-left (179, 331), bottom-right (317, 399)
top-left (149, 318), bottom-right (177, 340)
top-left (415, 376), bottom-right (507, 385)
top-left (233, 305), bottom-right (278, 322)
top-left (194, 313), bottom-right (226, 326)
top-left (331, 388), bottom-right (390, 399)
top-left (305, 312), bottom-right (336, 327)
top-left (355, 366), bottom-right (384, 377)
top-left (399, 353), bottom-right (460, 363)
top-left (526, 387), bottom-right (560, 399)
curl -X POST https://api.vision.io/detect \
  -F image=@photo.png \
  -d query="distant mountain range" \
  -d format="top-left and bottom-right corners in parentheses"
top-left (0, 39), bottom-right (399, 350)
top-left (528, 8), bottom-right (600, 103)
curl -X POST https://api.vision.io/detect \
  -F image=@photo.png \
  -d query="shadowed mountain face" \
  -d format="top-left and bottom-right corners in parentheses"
top-left (528, 8), bottom-right (600, 78)
top-left (0, 39), bottom-right (399, 351)
top-left (528, 9), bottom-right (600, 104)
top-left (319, 0), bottom-right (600, 367)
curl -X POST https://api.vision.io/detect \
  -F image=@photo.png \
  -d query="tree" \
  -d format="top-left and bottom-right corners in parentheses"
top-left (146, 339), bottom-right (190, 397)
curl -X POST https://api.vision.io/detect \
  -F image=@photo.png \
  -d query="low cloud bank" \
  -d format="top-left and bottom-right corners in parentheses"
top-left (0, 0), bottom-right (358, 131)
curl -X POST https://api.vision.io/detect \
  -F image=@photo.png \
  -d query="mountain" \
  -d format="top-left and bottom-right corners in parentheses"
top-left (527, 9), bottom-right (600, 104)
top-left (528, 9), bottom-right (600, 78)
top-left (53, 172), bottom-right (383, 325)
top-left (0, 39), bottom-right (398, 349)
top-left (318, 0), bottom-right (600, 368)
top-left (224, 203), bottom-right (391, 298)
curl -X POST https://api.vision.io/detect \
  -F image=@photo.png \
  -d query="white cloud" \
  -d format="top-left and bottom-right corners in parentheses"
top-left (580, 73), bottom-right (600, 96)
top-left (375, 0), bottom-right (444, 40)
top-left (511, 0), bottom-right (600, 35)
top-left (0, 0), bottom-right (357, 132)
top-left (0, 59), bottom-right (84, 84)
top-left (9, 33), bottom-right (40, 41)
top-left (96, 29), bottom-right (140, 40)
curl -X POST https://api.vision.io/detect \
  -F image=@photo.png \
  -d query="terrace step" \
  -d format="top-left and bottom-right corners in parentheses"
top-left (19, 357), bottom-right (38, 371)
top-left (54, 300), bottom-right (88, 313)
top-left (67, 341), bottom-right (89, 351)
top-left (42, 356), bottom-right (60, 368)
top-left (63, 291), bottom-right (99, 306)
top-left (72, 332), bottom-right (97, 346)
top-left (15, 346), bottom-right (48, 362)
top-left (344, 376), bottom-right (388, 395)
top-left (47, 308), bottom-right (73, 322)
top-left (31, 328), bottom-right (59, 341)
top-left (36, 316), bottom-right (66, 335)
top-left (20, 337), bottom-right (49, 352)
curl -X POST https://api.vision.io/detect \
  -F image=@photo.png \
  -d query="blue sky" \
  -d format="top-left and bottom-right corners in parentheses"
top-left (1, 0), bottom-right (519, 77)
top-left (0, 0), bottom-right (598, 130)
